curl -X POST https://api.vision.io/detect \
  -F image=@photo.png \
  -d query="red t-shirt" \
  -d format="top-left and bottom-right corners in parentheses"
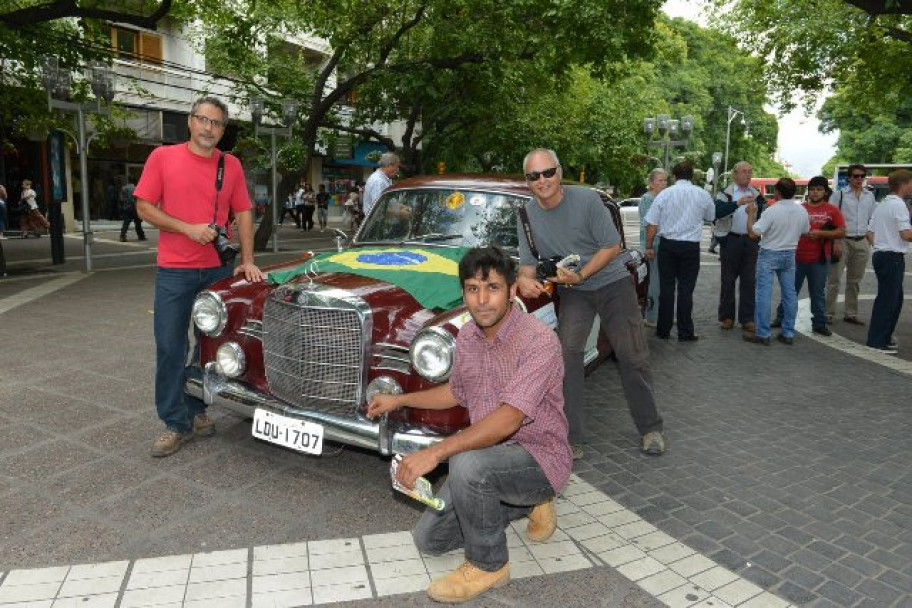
top-left (796, 202), bottom-right (845, 264)
top-left (135, 143), bottom-right (251, 268)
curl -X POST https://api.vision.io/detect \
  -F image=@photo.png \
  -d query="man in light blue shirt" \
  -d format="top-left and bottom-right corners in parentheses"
top-left (362, 152), bottom-right (400, 216)
top-left (644, 160), bottom-right (715, 341)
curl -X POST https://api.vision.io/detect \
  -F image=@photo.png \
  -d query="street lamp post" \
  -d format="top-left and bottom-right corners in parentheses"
top-left (710, 151), bottom-right (723, 195)
top-left (723, 105), bottom-right (745, 177)
top-left (644, 114), bottom-right (694, 171)
top-left (42, 57), bottom-right (115, 271)
top-left (251, 97), bottom-right (298, 254)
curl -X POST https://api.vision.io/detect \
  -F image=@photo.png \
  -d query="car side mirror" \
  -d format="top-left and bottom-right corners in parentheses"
top-left (332, 228), bottom-right (349, 252)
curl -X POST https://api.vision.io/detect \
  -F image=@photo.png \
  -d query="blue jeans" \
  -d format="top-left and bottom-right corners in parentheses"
top-left (867, 251), bottom-right (905, 348)
top-left (412, 444), bottom-right (554, 572)
top-left (775, 261), bottom-right (829, 329)
top-left (154, 265), bottom-right (233, 433)
top-left (755, 249), bottom-right (796, 339)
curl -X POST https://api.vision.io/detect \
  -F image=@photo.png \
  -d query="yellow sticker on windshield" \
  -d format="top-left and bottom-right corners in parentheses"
top-left (445, 192), bottom-right (465, 210)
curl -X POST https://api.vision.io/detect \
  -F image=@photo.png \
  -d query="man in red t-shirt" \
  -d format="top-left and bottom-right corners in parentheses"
top-left (773, 176), bottom-right (845, 336)
top-left (136, 96), bottom-right (264, 457)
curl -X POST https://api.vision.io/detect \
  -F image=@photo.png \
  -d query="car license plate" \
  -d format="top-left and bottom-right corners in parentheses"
top-left (252, 409), bottom-right (324, 455)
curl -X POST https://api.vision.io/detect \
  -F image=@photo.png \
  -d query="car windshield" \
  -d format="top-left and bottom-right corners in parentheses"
top-left (357, 188), bottom-right (528, 251)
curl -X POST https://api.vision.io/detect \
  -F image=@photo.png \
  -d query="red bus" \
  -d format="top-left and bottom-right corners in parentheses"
top-left (750, 178), bottom-right (809, 201)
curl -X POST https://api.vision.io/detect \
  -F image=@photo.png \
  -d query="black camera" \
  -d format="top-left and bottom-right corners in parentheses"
top-left (536, 256), bottom-right (561, 281)
top-left (210, 224), bottom-right (239, 265)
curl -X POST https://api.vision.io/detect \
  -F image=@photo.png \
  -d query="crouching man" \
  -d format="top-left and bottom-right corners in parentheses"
top-left (367, 246), bottom-right (571, 604)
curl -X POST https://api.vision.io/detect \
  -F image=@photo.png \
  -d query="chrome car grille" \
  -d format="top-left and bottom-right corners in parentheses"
top-left (262, 286), bottom-right (370, 416)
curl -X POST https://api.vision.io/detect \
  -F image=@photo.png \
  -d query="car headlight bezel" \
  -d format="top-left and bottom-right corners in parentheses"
top-left (192, 291), bottom-right (227, 336)
top-left (409, 326), bottom-right (456, 383)
top-left (216, 342), bottom-right (246, 378)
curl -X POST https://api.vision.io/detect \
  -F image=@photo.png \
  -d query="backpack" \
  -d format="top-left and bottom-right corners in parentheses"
top-left (121, 184), bottom-right (137, 210)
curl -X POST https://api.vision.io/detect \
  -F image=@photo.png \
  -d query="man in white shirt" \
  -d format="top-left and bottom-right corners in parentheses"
top-left (714, 161), bottom-right (764, 332)
top-left (865, 169), bottom-right (912, 354)
top-left (744, 178), bottom-right (810, 346)
top-left (644, 160), bottom-right (716, 341)
top-left (826, 164), bottom-right (876, 324)
top-left (362, 152), bottom-right (400, 216)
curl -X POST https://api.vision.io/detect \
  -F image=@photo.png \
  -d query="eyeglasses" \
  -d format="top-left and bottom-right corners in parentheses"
top-left (850, 173), bottom-right (866, 179)
top-left (192, 114), bottom-right (227, 129)
top-left (525, 166), bottom-right (559, 181)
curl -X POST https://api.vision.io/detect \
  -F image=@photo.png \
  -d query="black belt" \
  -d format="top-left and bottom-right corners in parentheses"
top-left (728, 232), bottom-right (748, 237)
top-left (846, 236), bottom-right (866, 241)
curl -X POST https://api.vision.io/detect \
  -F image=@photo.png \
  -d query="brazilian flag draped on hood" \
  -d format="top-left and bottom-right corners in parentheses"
top-left (268, 247), bottom-right (471, 310)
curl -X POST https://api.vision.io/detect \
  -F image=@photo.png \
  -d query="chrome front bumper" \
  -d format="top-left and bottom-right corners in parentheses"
top-left (185, 363), bottom-right (442, 456)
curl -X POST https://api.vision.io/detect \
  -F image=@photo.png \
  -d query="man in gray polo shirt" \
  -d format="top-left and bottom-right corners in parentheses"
top-left (516, 148), bottom-right (664, 458)
top-left (745, 178), bottom-right (810, 346)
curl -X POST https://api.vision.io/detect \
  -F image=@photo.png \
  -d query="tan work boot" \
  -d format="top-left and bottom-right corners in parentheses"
top-left (526, 498), bottom-right (557, 542)
top-left (720, 319), bottom-right (734, 330)
top-left (427, 561), bottom-right (510, 603)
top-left (151, 430), bottom-right (191, 457)
top-left (193, 412), bottom-right (215, 437)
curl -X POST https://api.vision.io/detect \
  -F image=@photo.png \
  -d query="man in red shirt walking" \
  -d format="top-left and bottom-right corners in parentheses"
top-left (136, 96), bottom-right (264, 457)
top-left (368, 247), bottom-right (570, 604)
top-left (772, 176), bottom-right (845, 335)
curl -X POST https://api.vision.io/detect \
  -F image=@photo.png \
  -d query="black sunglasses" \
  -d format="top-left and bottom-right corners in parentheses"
top-left (850, 173), bottom-right (866, 178)
top-left (525, 166), bottom-right (559, 181)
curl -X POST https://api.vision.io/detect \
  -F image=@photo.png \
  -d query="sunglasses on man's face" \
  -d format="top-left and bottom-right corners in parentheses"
top-left (850, 173), bottom-right (866, 179)
top-left (525, 167), bottom-right (559, 182)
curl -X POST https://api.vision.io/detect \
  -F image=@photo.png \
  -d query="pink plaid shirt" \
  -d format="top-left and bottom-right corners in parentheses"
top-left (450, 306), bottom-right (571, 492)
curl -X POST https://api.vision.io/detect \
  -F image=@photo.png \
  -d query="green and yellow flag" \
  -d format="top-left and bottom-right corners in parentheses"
top-left (268, 247), bottom-right (470, 310)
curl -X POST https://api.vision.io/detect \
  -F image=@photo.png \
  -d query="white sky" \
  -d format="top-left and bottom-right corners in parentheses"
top-left (661, 0), bottom-right (837, 177)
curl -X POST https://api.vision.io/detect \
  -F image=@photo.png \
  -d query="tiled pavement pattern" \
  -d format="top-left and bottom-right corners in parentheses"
top-left (0, 476), bottom-right (794, 608)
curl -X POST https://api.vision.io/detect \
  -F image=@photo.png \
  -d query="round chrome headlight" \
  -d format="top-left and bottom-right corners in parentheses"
top-left (216, 342), bottom-right (245, 378)
top-left (192, 291), bottom-right (227, 336)
top-left (365, 376), bottom-right (403, 406)
top-left (409, 327), bottom-right (456, 383)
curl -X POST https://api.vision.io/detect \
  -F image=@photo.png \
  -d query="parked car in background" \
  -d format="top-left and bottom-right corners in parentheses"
top-left (186, 175), bottom-right (648, 459)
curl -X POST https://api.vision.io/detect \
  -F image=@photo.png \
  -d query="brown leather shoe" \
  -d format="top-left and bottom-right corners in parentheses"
top-left (193, 413), bottom-right (215, 437)
top-left (720, 319), bottom-right (734, 330)
top-left (427, 561), bottom-right (510, 603)
top-left (742, 321), bottom-right (756, 333)
top-left (527, 498), bottom-right (557, 542)
top-left (151, 430), bottom-right (191, 457)
top-left (844, 316), bottom-right (865, 326)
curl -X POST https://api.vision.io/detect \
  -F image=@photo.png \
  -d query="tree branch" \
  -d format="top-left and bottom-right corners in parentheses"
top-left (1, 0), bottom-right (173, 30)
top-left (323, 122), bottom-right (396, 150)
top-left (884, 25), bottom-right (912, 43)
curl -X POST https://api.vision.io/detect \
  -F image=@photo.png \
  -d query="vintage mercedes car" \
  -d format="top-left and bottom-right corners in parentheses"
top-left (185, 175), bottom-right (647, 458)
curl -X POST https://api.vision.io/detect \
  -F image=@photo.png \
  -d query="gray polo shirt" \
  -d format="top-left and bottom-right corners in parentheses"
top-left (830, 187), bottom-right (875, 237)
top-left (517, 185), bottom-right (628, 290)
top-left (752, 199), bottom-right (810, 251)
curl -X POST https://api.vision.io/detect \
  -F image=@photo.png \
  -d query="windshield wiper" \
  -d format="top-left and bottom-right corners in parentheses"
top-left (413, 233), bottom-right (464, 242)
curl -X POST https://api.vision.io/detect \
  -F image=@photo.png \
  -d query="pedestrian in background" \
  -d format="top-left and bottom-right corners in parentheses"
top-left (316, 183), bottom-right (330, 231)
top-left (827, 163), bottom-right (875, 325)
top-left (300, 183), bottom-right (316, 231)
top-left (638, 168), bottom-right (667, 327)
top-left (644, 160), bottom-right (715, 342)
top-left (714, 161), bottom-right (764, 333)
top-left (18, 179), bottom-right (49, 238)
top-left (119, 177), bottom-right (146, 242)
top-left (744, 178), bottom-right (809, 346)
top-left (0, 183), bottom-right (7, 239)
top-left (135, 95), bottom-right (264, 458)
top-left (865, 169), bottom-right (912, 354)
top-left (363, 152), bottom-right (399, 216)
top-left (279, 192), bottom-right (297, 225)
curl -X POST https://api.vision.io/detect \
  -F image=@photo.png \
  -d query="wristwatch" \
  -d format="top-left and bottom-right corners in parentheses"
top-left (575, 270), bottom-right (587, 286)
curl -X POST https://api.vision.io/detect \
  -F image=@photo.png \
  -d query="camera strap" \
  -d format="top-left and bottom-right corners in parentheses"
top-left (518, 206), bottom-right (541, 260)
top-left (212, 153), bottom-right (225, 225)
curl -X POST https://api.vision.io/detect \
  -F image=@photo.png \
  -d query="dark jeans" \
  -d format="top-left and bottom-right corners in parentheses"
top-left (301, 206), bottom-right (315, 230)
top-left (775, 261), bottom-right (829, 329)
top-left (718, 233), bottom-right (758, 324)
top-left (120, 207), bottom-right (146, 240)
top-left (278, 207), bottom-right (297, 224)
top-left (294, 205), bottom-right (306, 228)
top-left (657, 238), bottom-right (701, 339)
top-left (412, 444), bottom-right (554, 572)
top-left (557, 279), bottom-right (661, 443)
top-left (154, 265), bottom-right (233, 433)
top-left (867, 251), bottom-right (905, 348)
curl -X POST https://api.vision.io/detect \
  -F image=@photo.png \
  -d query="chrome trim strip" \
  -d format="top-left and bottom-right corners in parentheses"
top-left (238, 319), bottom-right (263, 340)
top-left (187, 366), bottom-right (442, 455)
